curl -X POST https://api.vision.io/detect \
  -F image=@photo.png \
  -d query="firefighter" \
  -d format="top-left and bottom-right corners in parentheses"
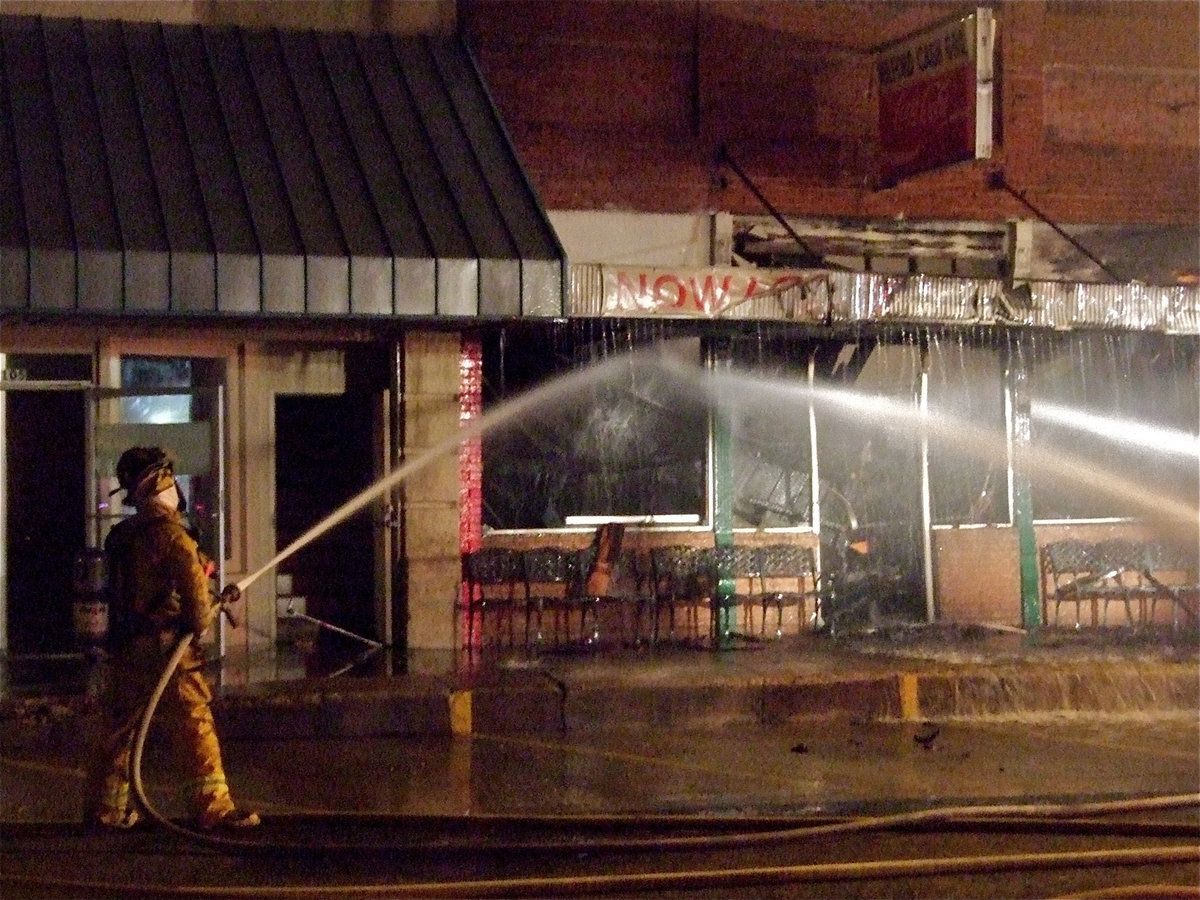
top-left (83, 447), bottom-right (260, 830)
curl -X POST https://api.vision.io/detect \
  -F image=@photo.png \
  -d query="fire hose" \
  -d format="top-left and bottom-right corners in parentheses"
top-left (126, 609), bottom-right (1200, 867)
top-left (128, 586), bottom-right (257, 847)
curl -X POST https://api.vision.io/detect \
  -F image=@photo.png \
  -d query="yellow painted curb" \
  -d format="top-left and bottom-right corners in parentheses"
top-left (899, 673), bottom-right (920, 721)
top-left (449, 690), bottom-right (472, 735)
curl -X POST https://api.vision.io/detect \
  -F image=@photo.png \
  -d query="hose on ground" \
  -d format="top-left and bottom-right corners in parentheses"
top-left (129, 632), bottom-right (1200, 858)
top-left (4, 844), bottom-right (1199, 899)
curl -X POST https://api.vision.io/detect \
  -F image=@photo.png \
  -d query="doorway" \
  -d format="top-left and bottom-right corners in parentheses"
top-left (275, 393), bottom-right (378, 665)
top-left (1, 354), bottom-right (91, 658)
top-left (5, 390), bottom-right (86, 655)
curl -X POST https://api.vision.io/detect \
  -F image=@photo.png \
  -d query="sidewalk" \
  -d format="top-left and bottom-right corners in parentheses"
top-left (221, 626), bottom-right (1200, 740)
top-left (7, 624), bottom-right (1194, 742)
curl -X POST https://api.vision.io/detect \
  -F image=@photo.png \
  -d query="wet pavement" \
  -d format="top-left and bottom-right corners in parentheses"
top-left (3, 625), bottom-right (1198, 814)
top-left (5, 625), bottom-right (1200, 740)
top-left (2, 626), bottom-right (1198, 897)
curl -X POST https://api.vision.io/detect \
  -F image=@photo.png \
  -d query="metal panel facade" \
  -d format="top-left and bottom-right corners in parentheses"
top-left (0, 14), bottom-right (566, 319)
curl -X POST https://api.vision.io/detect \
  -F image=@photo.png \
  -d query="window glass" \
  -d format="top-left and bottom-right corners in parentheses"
top-left (725, 334), bottom-right (815, 528)
top-left (481, 321), bottom-right (707, 530)
top-left (813, 338), bottom-right (927, 621)
top-left (116, 357), bottom-right (226, 558)
top-left (1028, 332), bottom-right (1199, 521)
top-left (120, 357), bottom-right (192, 424)
top-left (3, 354), bottom-right (91, 382)
top-left (927, 336), bottom-right (1010, 525)
top-left (814, 340), bottom-right (922, 533)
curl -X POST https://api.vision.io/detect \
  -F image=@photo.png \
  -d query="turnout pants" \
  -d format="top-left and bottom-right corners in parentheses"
top-left (84, 635), bottom-right (237, 824)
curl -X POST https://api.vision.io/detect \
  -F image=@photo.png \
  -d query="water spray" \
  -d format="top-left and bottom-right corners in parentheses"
top-left (231, 348), bottom-right (686, 597)
top-left (694, 364), bottom-right (1200, 546)
top-left (127, 346), bottom-right (1197, 853)
top-left (230, 349), bottom-right (1196, 599)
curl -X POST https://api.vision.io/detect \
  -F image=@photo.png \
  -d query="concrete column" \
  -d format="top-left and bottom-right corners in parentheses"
top-left (402, 331), bottom-right (463, 652)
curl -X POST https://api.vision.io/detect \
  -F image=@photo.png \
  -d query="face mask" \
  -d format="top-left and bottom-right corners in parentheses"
top-left (152, 483), bottom-right (180, 512)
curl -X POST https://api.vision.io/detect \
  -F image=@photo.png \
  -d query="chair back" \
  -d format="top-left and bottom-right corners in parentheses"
top-left (1091, 538), bottom-right (1142, 575)
top-left (583, 523), bottom-right (625, 595)
top-left (649, 545), bottom-right (709, 602)
top-left (710, 545), bottom-right (761, 579)
top-left (464, 547), bottom-right (520, 599)
top-left (1041, 539), bottom-right (1094, 579)
top-left (758, 543), bottom-right (815, 578)
top-left (651, 545), bottom-right (700, 586)
top-left (521, 546), bottom-right (573, 601)
top-left (757, 543), bottom-right (816, 601)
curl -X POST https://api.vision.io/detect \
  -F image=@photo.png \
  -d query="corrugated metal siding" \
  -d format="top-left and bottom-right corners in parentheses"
top-left (0, 14), bottom-right (565, 319)
top-left (568, 264), bottom-right (1200, 334)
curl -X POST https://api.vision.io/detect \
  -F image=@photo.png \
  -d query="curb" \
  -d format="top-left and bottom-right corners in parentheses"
top-left (206, 661), bottom-right (1200, 740)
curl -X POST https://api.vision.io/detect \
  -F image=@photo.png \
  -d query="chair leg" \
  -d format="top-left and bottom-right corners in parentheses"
top-left (643, 601), bottom-right (654, 647)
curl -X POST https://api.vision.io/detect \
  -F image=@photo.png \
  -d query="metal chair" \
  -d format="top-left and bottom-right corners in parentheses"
top-left (461, 548), bottom-right (523, 652)
top-left (754, 543), bottom-right (818, 637)
top-left (521, 546), bottom-right (580, 650)
top-left (566, 523), bottom-right (633, 649)
top-left (1091, 538), bottom-right (1154, 627)
top-left (600, 547), bottom-right (656, 647)
top-left (709, 545), bottom-right (762, 640)
top-left (1040, 539), bottom-right (1101, 627)
top-left (1142, 540), bottom-right (1200, 629)
top-left (649, 545), bottom-right (710, 646)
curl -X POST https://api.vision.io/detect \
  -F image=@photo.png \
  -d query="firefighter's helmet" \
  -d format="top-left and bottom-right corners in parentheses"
top-left (115, 446), bottom-right (175, 504)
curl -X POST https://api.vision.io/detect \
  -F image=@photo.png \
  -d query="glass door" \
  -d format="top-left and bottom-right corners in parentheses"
top-left (88, 386), bottom-right (227, 656)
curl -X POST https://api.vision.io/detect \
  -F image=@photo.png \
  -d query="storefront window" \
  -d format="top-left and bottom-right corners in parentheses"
top-left (927, 336), bottom-right (1010, 525)
top-left (1028, 332), bottom-right (1199, 521)
top-left (481, 321), bottom-right (707, 529)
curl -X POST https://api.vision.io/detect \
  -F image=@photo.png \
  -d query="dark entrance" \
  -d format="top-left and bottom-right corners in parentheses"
top-left (275, 393), bottom-right (378, 663)
top-left (3, 355), bottom-right (90, 656)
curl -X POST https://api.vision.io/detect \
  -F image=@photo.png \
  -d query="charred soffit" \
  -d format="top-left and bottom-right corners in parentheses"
top-left (0, 15), bottom-right (565, 320)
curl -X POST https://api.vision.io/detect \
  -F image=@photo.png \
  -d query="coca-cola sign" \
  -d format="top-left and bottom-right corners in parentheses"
top-left (877, 8), bottom-right (994, 187)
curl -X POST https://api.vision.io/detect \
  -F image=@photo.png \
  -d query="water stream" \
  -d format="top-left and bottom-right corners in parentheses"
top-left (236, 348), bottom-right (677, 594)
top-left (238, 337), bottom-right (1199, 599)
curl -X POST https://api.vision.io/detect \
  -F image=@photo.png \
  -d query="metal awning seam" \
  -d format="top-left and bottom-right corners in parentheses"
top-left (0, 14), bottom-right (565, 319)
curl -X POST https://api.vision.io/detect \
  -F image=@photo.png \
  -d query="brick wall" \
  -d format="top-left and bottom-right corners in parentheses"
top-left (934, 526), bottom-right (1022, 627)
top-left (467, 0), bottom-right (1199, 226)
